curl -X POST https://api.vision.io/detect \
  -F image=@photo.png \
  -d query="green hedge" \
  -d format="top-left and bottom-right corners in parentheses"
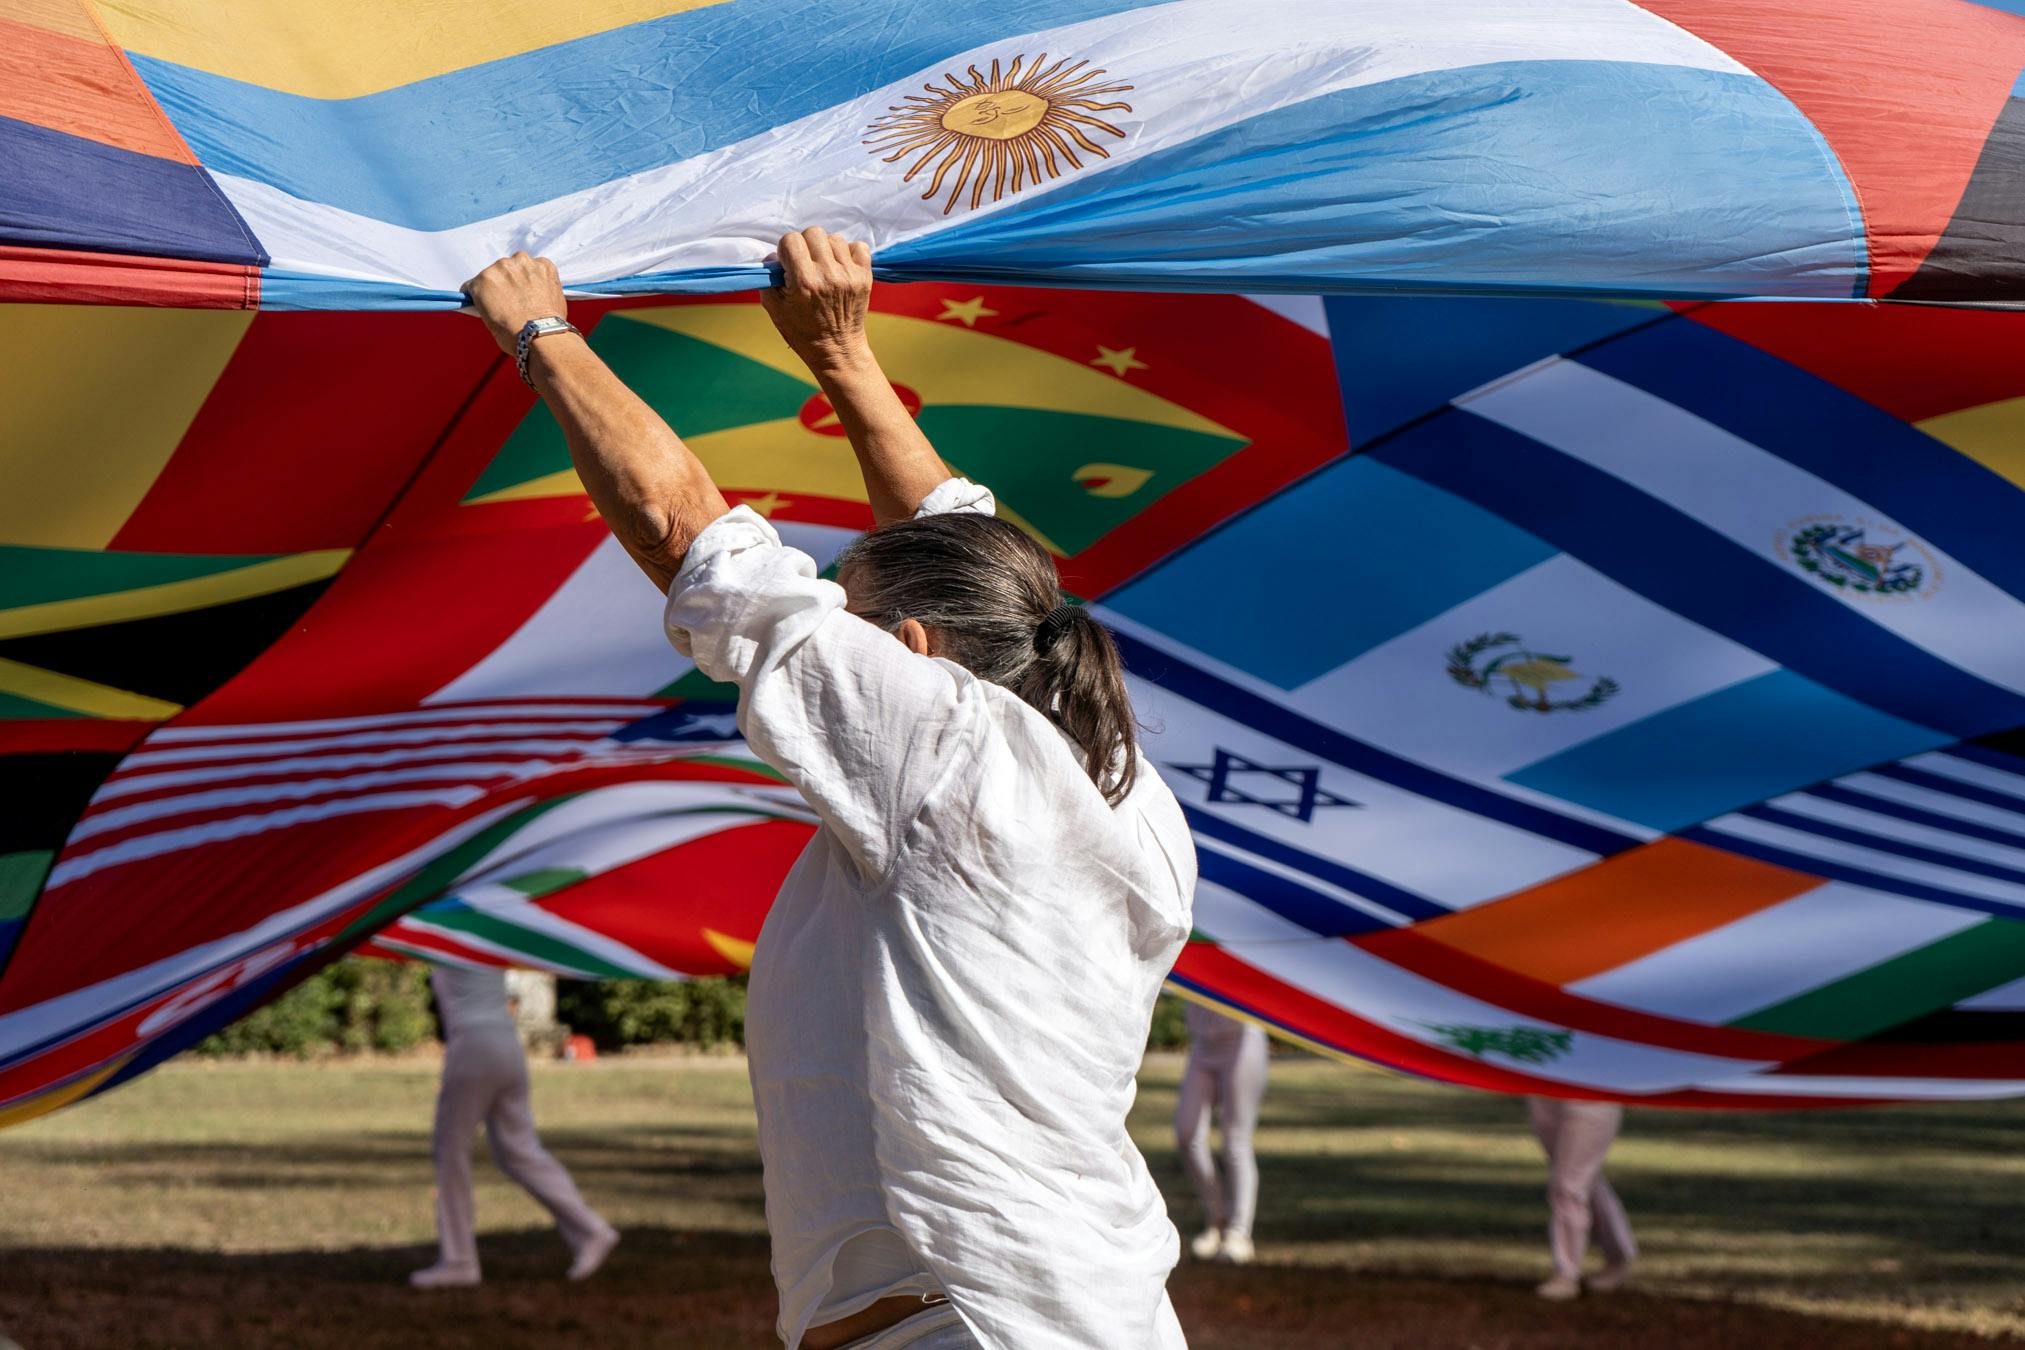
top-left (194, 957), bottom-right (436, 1057)
top-left (557, 976), bottom-right (747, 1050)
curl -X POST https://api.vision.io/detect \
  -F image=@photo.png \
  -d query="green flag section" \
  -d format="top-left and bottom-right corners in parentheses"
top-left (464, 320), bottom-right (814, 503)
top-left (1734, 919), bottom-right (2025, 1041)
top-left (0, 851), bottom-right (52, 925)
top-left (923, 406), bottom-right (1242, 557)
top-left (0, 544), bottom-right (295, 613)
top-left (404, 904), bottom-right (640, 980)
top-left (499, 867), bottom-right (591, 898)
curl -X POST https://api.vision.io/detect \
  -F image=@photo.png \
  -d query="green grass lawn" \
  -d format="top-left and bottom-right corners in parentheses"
top-left (2, 1051), bottom-right (2022, 1348)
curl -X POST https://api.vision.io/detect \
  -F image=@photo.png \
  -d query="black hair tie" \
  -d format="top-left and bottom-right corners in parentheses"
top-left (1034, 604), bottom-right (1079, 654)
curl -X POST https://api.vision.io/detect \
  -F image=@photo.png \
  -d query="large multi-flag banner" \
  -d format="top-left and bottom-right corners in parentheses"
top-left (5, 0), bottom-right (2025, 306)
top-left (4, 283), bottom-right (2025, 1125)
top-left (7, 0), bottom-right (2025, 1124)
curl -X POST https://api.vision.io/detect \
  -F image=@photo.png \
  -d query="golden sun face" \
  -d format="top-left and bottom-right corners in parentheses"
top-left (865, 54), bottom-right (1134, 215)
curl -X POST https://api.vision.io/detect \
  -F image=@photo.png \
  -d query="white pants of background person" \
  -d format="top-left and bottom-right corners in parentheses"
top-left (1175, 1003), bottom-right (1268, 1264)
top-left (411, 964), bottom-right (617, 1288)
top-left (1526, 1096), bottom-right (1635, 1299)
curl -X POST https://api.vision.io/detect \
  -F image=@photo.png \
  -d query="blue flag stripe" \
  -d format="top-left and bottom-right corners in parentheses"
top-left (1195, 844), bottom-right (1397, 939)
top-left (1578, 319), bottom-right (2025, 604)
top-left (1807, 783), bottom-right (2025, 853)
top-left (1371, 409), bottom-right (2025, 738)
top-left (1184, 806), bottom-right (1447, 926)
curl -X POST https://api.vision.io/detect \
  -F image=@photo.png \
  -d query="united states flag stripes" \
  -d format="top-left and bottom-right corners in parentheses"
top-left (46, 701), bottom-right (729, 893)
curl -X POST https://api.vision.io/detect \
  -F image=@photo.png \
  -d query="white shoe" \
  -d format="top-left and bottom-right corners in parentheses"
top-left (1188, 1228), bottom-right (1222, 1261)
top-left (1586, 1262), bottom-right (1632, 1293)
top-left (568, 1223), bottom-right (619, 1281)
top-left (1535, 1275), bottom-right (1581, 1302)
top-left (1217, 1232), bottom-right (1255, 1266)
top-left (409, 1262), bottom-right (481, 1289)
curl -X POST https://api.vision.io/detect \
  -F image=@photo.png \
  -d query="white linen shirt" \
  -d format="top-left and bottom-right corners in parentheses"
top-left (663, 480), bottom-right (1196, 1350)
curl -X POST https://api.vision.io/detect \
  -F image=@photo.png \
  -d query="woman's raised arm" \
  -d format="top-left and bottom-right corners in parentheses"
top-left (762, 227), bottom-right (954, 526)
top-left (463, 253), bottom-right (729, 592)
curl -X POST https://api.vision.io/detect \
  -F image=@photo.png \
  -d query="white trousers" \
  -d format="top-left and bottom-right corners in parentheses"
top-left (1526, 1097), bottom-right (1636, 1280)
top-left (1175, 1024), bottom-right (1268, 1237)
top-left (431, 1026), bottom-right (604, 1270)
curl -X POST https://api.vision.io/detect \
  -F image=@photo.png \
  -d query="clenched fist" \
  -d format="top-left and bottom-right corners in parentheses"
top-left (462, 252), bottom-right (568, 355)
top-left (761, 226), bottom-right (874, 373)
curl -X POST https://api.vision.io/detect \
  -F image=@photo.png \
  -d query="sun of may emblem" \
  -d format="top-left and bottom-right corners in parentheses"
top-left (1446, 632), bottom-right (1619, 714)
top-left (864, 54), bottom-right (1133, 215)
top-left (1776, 514), bottom-right (1940, 600)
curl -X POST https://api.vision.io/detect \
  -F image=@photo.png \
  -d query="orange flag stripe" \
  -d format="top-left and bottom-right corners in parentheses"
top-left (1412, 837), bottom-right (1823, 988)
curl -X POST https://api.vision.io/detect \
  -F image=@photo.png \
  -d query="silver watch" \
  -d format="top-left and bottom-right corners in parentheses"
top-left (514, 316), bottom-right (579, 388)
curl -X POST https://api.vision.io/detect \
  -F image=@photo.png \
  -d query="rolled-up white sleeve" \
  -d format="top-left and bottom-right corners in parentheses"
top-left (914, 477), bottom-right (995, 519)
top-left (663, 505), bottom-right (975, 881)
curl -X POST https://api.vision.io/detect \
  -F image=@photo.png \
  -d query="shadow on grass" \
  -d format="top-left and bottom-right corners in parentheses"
top-left (0, 1228), bottom-right (2008, 1350)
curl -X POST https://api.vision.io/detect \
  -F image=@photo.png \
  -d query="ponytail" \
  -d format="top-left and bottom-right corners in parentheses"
top-left (1013, 603), bottom-right (1138, 804)
top-left (834, 513), bottom-right (1141, 805)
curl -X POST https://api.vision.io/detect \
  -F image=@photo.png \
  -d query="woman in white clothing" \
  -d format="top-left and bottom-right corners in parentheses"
top-left (1526, 1096), bottom-right (1636, 1301)
top-left (409, 963), bottom-right (618, 1289)
top-left (463, 228), bottom-right (1197, 1350)
top-left (1175, 1003), bottom-right (1268, 1265)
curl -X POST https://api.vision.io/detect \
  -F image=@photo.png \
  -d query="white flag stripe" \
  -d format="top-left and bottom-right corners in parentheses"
top-left (0, 805), bottom-right (527, 1062)
top-left (1704, 814), bottom-right (2025, 908)
top-left (49, 788), bottom-right (489, 890)
top-left (1767, 793), bottom-right (2025, 874)
top-left (1957, 974), bottom-right (2025, 1011)
top-left (427, 537), bottom-right (681, 703)
top-left (1293, 552), bottom-right (1774, 781)
top-left (1569, 882), bottom-right (1983, 1024)
top-left (92, 739), bottom-right (626, 800)
top-left (146, 702), bottom-right (665, 743)
top-left (1459, 360), bottom-right (2025, 698)
top-left (122, 719), bottom-right (627, 767)
top-left (227, 0), bottom-right (1746, 294)
top-left (1217, 935), bottom-right (1771, 1094)
top-left (71, 763), bottom-right (575, 843)
top-left (1700, 1074), bottom-right (2025, 1101)
top-left (1835, 771), bottom-right (2025, 838)
top-left (1191, 877), bottom-right (1331, 945)
top-left (1903, 751), bottom-right (2025, 803)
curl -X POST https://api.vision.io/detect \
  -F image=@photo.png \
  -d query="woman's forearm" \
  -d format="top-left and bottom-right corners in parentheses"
top-left (809, 341), bottom-right (953, 526)
top-left (529, 332), bottom-right (729, 591)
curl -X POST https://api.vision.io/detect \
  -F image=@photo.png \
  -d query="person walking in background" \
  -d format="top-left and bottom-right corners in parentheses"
top-left (1175, 1003), bottom-right (1268, 1266)
top-left (1526, 1096), bottom-right (1635, 1301)
top-left (409, 963), bottom-right (618, 1289)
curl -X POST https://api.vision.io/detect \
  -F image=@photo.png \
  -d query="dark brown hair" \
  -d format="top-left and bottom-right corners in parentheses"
top-left (835, 512), bottom-right (1139, 805)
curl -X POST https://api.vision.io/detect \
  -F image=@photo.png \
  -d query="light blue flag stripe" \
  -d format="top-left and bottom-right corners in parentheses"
top-left (130, 0), bottom-right (1163, 231)
top-left (886, 61), bottom-right (1865, 299)
top-left (1105, 457), bottom-right (1556, 689)
top-left (1370, 410), bottom-right (2025, 738)
top-left (1506, 669), bottom-right (1945, 833)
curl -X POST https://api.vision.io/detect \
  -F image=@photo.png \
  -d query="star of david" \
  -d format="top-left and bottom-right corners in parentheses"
top-left (1170, 748), bottom-right (1358, 824)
